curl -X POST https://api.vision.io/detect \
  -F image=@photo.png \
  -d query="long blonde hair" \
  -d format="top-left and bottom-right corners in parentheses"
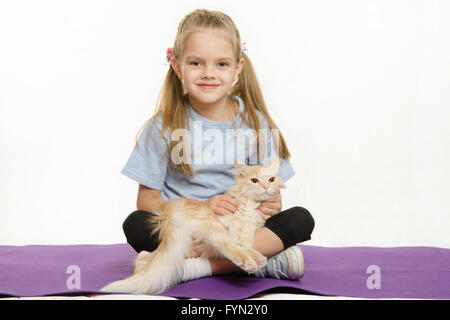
top-left (136, 9), bottom-right (291, 177)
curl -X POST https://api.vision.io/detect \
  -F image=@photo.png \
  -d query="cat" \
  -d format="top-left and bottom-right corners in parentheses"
top-left (101, 158), bottom-right (285, 295)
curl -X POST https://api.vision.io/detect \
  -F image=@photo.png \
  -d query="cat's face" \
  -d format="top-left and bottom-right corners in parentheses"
top-left (234, 158), bottom-right (286, 201)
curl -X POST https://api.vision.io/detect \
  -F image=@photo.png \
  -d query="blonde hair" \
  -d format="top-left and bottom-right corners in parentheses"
top-left (136, 9), bottom-right (291, 177)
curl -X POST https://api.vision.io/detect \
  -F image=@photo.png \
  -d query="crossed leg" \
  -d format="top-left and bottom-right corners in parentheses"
top-left (188, 226), bottom-right (283, 275)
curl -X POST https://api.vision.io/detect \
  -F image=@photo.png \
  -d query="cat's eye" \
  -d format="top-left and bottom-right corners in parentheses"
top-left (268, 177), bottom-right (275, 183)
top-left (251, 178), bottom-right (259, 183)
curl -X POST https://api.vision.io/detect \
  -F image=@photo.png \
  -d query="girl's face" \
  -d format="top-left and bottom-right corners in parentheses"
top-left (171, 28), bottom-right (244, 107)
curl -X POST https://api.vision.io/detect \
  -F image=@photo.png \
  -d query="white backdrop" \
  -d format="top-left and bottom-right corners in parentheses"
top-left (1, 0), bottom-right (449, 248)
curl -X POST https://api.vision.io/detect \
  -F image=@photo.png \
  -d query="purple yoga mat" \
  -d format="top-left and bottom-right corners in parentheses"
top-left (0, 244), bottom-right (449, 299)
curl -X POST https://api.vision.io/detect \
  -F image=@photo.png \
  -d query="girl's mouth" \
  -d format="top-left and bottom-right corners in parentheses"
top-left (198, 84), bottom-right (219, 90)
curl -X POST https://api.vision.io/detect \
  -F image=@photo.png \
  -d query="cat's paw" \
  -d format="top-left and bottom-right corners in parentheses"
top-left (241, 257), bottom-right (259, 273)
top-left (246, 248), bottom-right (267, 269)
top-left (232, 250), bottom-right (259, 273)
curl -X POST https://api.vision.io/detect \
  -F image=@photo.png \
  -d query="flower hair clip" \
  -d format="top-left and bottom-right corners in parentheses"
top-left (166, 47), bottom-right (173, 63)
top-left (240, 41), bottom-right (248, 53)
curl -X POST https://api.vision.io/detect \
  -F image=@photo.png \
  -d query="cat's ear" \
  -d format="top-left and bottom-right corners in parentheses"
top-left (234, 161), bottom-right (248, 178)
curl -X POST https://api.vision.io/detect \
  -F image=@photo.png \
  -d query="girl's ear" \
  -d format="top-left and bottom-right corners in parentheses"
top-left (234, 161), bottom-right (248, 178)
top-left (234, 57), bottom-right (245, 79)
top-left (170, 57), bottom-right (183, 80)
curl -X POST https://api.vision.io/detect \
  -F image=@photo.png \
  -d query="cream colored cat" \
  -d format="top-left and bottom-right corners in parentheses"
top-left (101, 158), bottom-right (285, 295)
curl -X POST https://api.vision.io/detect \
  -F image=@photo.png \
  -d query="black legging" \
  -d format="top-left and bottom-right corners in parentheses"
top-left (122, 206), bottom-right (315, 253)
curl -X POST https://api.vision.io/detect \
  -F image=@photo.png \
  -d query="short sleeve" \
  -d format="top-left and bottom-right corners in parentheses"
top-left (121, 116), bottom-right (169, 190)
top-left (258, 117), bottom-right (296, 183)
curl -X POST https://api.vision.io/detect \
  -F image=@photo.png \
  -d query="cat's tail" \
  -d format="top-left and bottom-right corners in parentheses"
top-left (100, 198), bottom-right (191, 295)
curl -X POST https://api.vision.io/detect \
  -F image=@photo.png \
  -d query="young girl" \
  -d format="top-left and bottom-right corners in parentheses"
top-left (121, 9), bottom-right (315, 284)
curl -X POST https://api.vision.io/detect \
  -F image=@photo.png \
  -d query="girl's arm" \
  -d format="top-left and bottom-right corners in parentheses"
top-left (136, 184), bottom-right (238, 216)
top-left (136, 184), bottom-right (168, 213)
top-left (205, 194), bottom-right (239, 216)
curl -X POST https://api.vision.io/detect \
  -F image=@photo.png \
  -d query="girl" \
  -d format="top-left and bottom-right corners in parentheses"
top-left (121, 9), bottom-right (315, 284)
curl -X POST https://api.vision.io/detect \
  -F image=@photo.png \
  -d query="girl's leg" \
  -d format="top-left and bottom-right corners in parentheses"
top-left (124, 209), bottom-right (200, 263)
top-left (124, 207), bottom-right (315, 277)
top-left (209, 226), bottom-right (283, 274)
top-left (209, 206), bottom-right (315, 275)
top-left (122, 210), bottom-right (160, 252)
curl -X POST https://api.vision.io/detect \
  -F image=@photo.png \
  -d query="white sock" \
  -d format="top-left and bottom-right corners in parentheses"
top-left (179, 257), bottom-right (212, 283)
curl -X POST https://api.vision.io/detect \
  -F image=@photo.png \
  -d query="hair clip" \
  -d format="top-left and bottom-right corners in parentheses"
top-left (166, 47), bottom-right (173, 63)
top-left (240, 41), bottom-right (247, 53)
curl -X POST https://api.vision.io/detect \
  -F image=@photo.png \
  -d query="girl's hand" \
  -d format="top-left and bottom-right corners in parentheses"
top-left (205, 194), bottom-right (239, 216)
top-left (256, 188), bottom-right (282, 221)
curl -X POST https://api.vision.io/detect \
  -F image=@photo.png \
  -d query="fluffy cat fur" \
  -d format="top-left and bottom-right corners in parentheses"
top-left (101, 158), bottom-right (285, 294)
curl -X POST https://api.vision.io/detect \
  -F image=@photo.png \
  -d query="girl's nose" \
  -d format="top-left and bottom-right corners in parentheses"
top-left (202, 65), bottom-right (215, 78)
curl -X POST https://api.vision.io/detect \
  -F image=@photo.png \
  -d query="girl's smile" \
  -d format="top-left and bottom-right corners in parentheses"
top-left (197, 83), bottom-right (220, 90)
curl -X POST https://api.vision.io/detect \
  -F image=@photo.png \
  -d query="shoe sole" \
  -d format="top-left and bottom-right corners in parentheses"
top-left (286, 246), bottom-right (305, 280)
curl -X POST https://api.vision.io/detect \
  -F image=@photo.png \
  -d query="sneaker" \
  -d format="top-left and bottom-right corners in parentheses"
top-left (252, 245), bottom-right (305, 280)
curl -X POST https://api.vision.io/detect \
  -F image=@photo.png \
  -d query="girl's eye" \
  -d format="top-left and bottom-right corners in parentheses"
top-left (251, 178), bottom-right (259, 183)
top-left (268, 177), bottom-right (275, 183)
top-left (188, 61), bottom-right (228, 68)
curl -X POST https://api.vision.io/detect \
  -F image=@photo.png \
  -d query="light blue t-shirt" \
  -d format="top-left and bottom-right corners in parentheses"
top-left (121, 95), bottom-right (295, 201)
